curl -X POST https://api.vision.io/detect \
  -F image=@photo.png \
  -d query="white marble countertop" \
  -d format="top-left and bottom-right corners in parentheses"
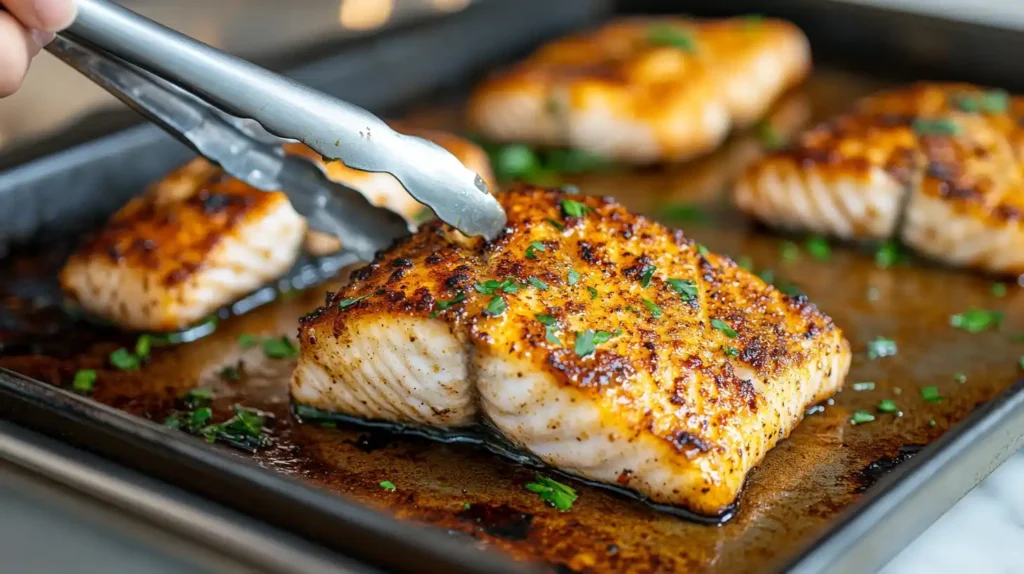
top-left (882, 450), bottom-right (1024, 573)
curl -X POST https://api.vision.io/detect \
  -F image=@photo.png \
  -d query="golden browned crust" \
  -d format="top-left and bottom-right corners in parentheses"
top-left (467, 16), bottom-right (811, 163)
top-left (300, 187), bottom-right (849, 511)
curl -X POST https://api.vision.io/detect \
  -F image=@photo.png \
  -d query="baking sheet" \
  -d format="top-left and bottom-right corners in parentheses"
top-left (3, 1), bottom-right (1024, 572)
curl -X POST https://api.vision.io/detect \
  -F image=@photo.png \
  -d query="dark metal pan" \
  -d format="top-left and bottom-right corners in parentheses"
top-left (3, 1), bottom-right (1024, 572)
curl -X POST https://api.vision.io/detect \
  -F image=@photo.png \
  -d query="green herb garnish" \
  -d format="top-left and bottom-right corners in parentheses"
top-left (991, 283), bottom-right (1008, 297)
top-left (434, 292), bottom-right (467, 314)
top-left (574, 329), bottom-right (620, 357)
top-left (949, 309), bottom-right (1004, 333)
top-left (547, 218), bottom-right (565, 231)
top-left (1019, 356), bottom-right (1024, 370)
top-left (218, 363), bottom-right (243, 382)
top-left (736, 256), bottom-right (754, 271)
top-left (640, 265), bottom-right (656, 288)
top-left (537, 314), bottom-right (561, 345)
top-left (184, 387), bottom-right (213, 409)
top-left (109, 348), bottom-right (141, 371)
top-left (852, 382), bottom-right (876, 391)
top-left (380, 481), bottom-right (397, 491)
top-left (806, 237), bottom-right (831, 261)
top-left (724, 346), bottom-right (739, 357)
top-left (561, 199), bottom-right (590, 218)
top-left (877, 399), bottom-right (899, 414)
top-left (874, 241), bottom-right (906, 268)
top-left (867, 337), bottom-right (897, 360)
top-left (658, 203), bottom-right (705, 224)
top-left (711, 318), bottom-right (737, 338)
top-left (525, 241), bottom-right (547, 260)
top-left (528, 277), bottom-right (549, 291)
top-left (339, 294), bottom-right (371, 309)
top-left (524, 474), bottom-right (578, 511)
top-left (850, 410), bottom-right (875, 425)
top-left (238, 333), bottom-right (258, 349)
top-left (954, 372), bottom-right (967, 384)
top-left (262, 336), bottom-right (299, 359)
top-left (913, 118), bottom-right (960, 136)
top-left (696, 244), bottom-right (710, 256)
top-left (642, 298), bottom-right (663, 319)
top-left (647, 24), bottom-right (695, 52)
top-left (666, 278), bottom-right (697, 303)
top-left (780, 240), bottom-right (800, 263)
top-left (756, 120), bottom-right (785, 150)
top-left (485, 296), bottom-right (507, 316)
top-left (921, 386), bottom-right (942, 403)
top-left (475, 279), bottom-right (518, 295)
top-left (953, 90), bottom-right (1008, 114)
top-left (493, 144), bottom-right (541, 181)
top-left (135, 335), bottom-right (152, 359)
top-left (567, 270), bottom-right (581, 286)
top-left (72, 369), bottom-right (97, 394)
top-left (587, 287), bottom-right (598, 299)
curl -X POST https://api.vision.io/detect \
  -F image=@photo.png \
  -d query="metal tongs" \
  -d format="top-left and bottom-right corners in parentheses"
top-left (46, 0), bottom-right (506, 261)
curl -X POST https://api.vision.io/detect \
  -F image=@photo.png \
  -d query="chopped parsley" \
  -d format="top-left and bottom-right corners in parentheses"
top-left (711, 318), bottom-right (738, 338)
top-left (567, 270), bottom-right (581, 286)
top-left (724, 346), bottom-right (739, 357)
top-left (183, 387), bottom-right (213, 409)
top-left (166, 401), bottom-right (272, 452)
top-left (524, 474), bottom-right (578, 511)
top-left (929, 419), bottom-right (937, 427)
top-left (642, 298), bottom-right (663, 319)
top-left (667, 278), bottom-right (697, 302)
top-left (262, 336), bottom-right (299, 359)
top-left (218, 363), bottom-right (243, 382)
top-left (877, 399), bottom-right (899, 414)
top-left (109, 348), bottom-right (141, 371)
top-left (874, 241), bottom-right (906, 268)
top-left (547, 218), bottom-right (565, 231)
top-left (525, 241), bottom-right (547, 260)
top-left (913, 118), bottom-right (960, 136)
top-left (339, 294), bottom-right (371, 309)
top-left (72, 369), bottom-right (97, 394)
top-left (658, 203), bottom-right (705, 224)
top-left (528, 276), bottom-right (550, 291)
top-left (475, 279), bottom-right (518, 295)
top-left (574, 329), bottom-right (620, 357)
top-left (238, 333), bottom-right (259, 349)
top-left (1019, 356), bottom-right (1024, 370)
top-left (852, 381), bottom-right (876, 391)
top-left (850, 410), bottom-right (875, 425)
top-left (867, 337), bottom-right (897, 360)
top-left (921, 386), bottom-right (942, 403)
top-left (380, 481), bottom-right (397, 491)
top-left (779, 240), bottom-right (800, 263)
top-left (756, 120), bottom-right (785, 150)
top-left (647, 24), bottom-right (695, 52)
top-left (640, 265), bottom-right (656, 288)
top-left (953, 90), bottom-right (1008, 114)
top-left (949, 309), bottom-right (1004, 333)
top-left (561, 199), bottom-right (590, 218)
top-left (135, 335), bottom-right (152, 359)
top-left (954, 372), bottom-right (967, 384)
top-left (992, 283), bottom-right (1008, 297)
top-left (484, 296), bottom-right (507, 316)
top-left (432, 292), bottom-right (467, 316)
top-left (587, 287), bottom-right (598, 300)
top-left (696, 244), bottom-right (710, 256)
top-left (493, 144), bottom-right (541, 181)
top-left (805, 237), bottom-right (831, 261)
top-left (537, 314), bottom-right (561, 345)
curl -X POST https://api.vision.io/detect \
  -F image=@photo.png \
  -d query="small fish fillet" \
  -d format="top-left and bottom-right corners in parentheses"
top-left (60, 161), bottom-right (306, 331)
top-left (735, 82), bottom-right (1024, 274)
top-left (467, 16), bottom-right (810, 164)
top-left (292, 187), bottom-right (850, 515)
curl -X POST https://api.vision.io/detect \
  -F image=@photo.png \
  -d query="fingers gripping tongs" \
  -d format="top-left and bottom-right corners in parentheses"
top-left (46, 0), bottom-right (506, 261)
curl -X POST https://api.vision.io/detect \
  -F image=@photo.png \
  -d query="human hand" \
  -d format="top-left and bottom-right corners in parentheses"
top-left (0, 0), bottom-right (77, 97)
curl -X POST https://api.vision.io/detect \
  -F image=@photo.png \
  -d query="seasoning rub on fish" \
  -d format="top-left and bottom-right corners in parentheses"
top-left (467, 16), bottom-right (810, 164)
top-left (734, 82), bottom-right (1024, 275)
top-left (291, 187), bottom-right (850, 515)
top-left (60, 127), bottom-right (494, 331)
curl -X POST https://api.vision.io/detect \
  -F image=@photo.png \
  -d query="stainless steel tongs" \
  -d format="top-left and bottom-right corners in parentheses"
top-left (46, 0), bottom-right (506, 261)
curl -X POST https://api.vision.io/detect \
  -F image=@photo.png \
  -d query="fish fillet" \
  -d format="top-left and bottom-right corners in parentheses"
top-left (60, 127), bottom-right (494, 331)
top-left (467, 16), bottom-right (810, 164)
top-left (292, 187), bottom-right (850, 514)
top-left (735, 82), bottom-right (1024, 274)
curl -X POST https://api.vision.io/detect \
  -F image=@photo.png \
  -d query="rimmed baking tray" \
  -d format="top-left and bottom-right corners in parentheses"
top-left (3, 0), bottom-right (1024, 572)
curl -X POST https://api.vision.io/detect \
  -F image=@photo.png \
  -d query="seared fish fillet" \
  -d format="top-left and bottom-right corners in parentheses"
top-left (292, 187), bottom-right (850, 514)
top-left (60, 127), bottom-right (494, 331)
top-left (467, 16), bottom-right (810, 164)
top-left (735, 82), bottom-right (1024, 274)
top-left (60, 160), bottom-right (307, 332)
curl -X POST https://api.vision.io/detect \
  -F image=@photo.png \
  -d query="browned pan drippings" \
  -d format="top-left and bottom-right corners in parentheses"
top-left (3, 69), bottom-right (1024, 573)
